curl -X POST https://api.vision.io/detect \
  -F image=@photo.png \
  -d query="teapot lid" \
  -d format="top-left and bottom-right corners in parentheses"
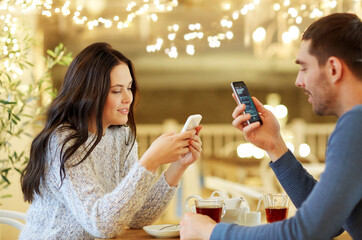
top-left (210, 191), bottom-right (228, 199)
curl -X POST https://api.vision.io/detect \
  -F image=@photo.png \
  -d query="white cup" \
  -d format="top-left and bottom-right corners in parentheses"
top-left (238, 205), bottom-right (250, 225)
top-left (221, 208), bottom-right (241, 223)
top-left (245, 211), bottom-right (261, 226)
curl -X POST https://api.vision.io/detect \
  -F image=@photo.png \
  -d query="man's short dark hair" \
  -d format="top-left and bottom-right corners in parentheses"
top-left (302, 13), bottom-right (362, 78)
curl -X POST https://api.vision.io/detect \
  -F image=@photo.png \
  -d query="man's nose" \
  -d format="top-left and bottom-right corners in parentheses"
top-left (295, 72), bottom-right (304, 88)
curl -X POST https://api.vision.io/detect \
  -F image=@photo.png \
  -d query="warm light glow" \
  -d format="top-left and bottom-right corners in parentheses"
top-left (232, 11), bottom-right (239, 20)
top-left (237, 143), bottom-right (253, 158)
top-left (286, 142), bottom-right (295, 153)
top-left (283, 0), bottom-right (290, 7)
top-left (275, 105), bottom-right (288, 119)
top-left (288, 8), bottom-right (298, 18)
top-left (168, 33), bottom-right (176, 41)
top-left (3, 0), bottom-right (357, 58)
top-left (288, 25), bottom-right (300, 40)
top-left (172, 24), bottom-right (179, 31)
top-left (296, 16), bottom-right (302, 24)
top-left (299, 143), bottom-right (311, 157)
top-left (165, 46), bottom-right (178, 58)
top-left (329, 0), bottom-right (337, 8)
top-left (237, 143), bottom-right (265, 159)
top-left (186, 44), bottom-right (195, 55)
top-left (226, 31), bottom-right (233, 39)
top-left (273, 3), bottom-right (281, 11)
top-left (282, 31), bottom-right (292, 43)
top-left (150, 13), bottom-right (158, 22)
top-left (222, 2), bottom-right (231, 10)
top-left (253, 27), bottom-right (266, 42)
top-left (310, 8), bottom-right (324, 18)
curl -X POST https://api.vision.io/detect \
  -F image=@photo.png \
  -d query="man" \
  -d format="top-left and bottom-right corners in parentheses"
top-left (180, 13), bottom-right (362, 240)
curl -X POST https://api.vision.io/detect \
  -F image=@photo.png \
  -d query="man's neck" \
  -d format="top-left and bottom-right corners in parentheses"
top-left (336, 77), bottom-right (362, 117)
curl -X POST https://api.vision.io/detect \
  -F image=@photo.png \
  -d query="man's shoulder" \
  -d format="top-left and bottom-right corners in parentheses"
top-left (338, 104), bottom-right (362, 125)
top-left (330, 104), bottom-right (362, 142)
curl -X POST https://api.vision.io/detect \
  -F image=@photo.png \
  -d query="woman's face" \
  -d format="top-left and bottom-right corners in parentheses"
top-left (102, 63), bottom-right (133, 129)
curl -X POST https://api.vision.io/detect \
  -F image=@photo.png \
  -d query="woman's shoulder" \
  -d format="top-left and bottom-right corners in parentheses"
top-left (107, 125), bottom-right (137, 150)
top-left (108, 125), bottom-right (133, 138)
top-left (50, 124), bottom-right (76, 144)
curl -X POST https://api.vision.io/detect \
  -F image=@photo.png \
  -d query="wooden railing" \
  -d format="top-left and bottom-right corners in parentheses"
top-left (137, 118), bottom-right (336, 162)
top-left (138, 119), bottom-right (336, 221)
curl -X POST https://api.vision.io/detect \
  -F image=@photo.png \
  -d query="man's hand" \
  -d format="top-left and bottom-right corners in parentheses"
top-left (231, 95), bottom-right (288, 161)
top-left (180, 213), bottom-right (216, 240)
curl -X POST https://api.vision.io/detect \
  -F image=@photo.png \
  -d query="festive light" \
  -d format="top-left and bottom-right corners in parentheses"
top-left (237, 143), bottom-right (265, 159)
top-left (286, 142), bottom-right (295, 153)
top-left (299, 143), bottom-right (311, 157)
top-left (1, 0), bottom-right (359, 59)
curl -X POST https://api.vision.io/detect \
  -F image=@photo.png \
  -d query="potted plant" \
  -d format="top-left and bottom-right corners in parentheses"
top-left (0, 17), bottom-right (72, 202)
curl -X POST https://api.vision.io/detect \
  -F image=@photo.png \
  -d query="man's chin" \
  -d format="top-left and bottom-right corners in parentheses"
top-left (313, 105), bottom-right (334, 116)
top-left (312, 104), bottom-right (325, 116)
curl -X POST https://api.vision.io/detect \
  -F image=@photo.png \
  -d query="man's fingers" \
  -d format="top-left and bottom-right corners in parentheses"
top-left (232, 93), bottom-right (238, 103)
top-left (251, 97), bottom-right (266, 114)
top-left (243, 121), bottom-right (261, 133)
top-left (232, 104), bottom-right (246, 119)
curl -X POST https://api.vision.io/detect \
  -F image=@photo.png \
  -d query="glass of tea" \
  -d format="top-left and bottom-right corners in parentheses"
top-left (263, 193), bottom-right (289, 223)
top-left (195, 198), bottom-right (226, 223)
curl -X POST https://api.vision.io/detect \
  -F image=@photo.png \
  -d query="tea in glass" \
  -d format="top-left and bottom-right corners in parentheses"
top-left (195, 199), bottom-right (225, 223)
top-left (263, 193), bottom-right (289, 223)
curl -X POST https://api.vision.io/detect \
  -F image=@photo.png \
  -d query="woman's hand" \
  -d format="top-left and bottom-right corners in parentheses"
top-left (232, 95), bottom-right (288, 161)
top-left (178, 125), bottom-right (202, 167)
top-left (140, 129), bottom-right (197, 172)
top-left (180, 212), bottom-right (216, 240)
top-left (164, 125), bottom-right (202, 186)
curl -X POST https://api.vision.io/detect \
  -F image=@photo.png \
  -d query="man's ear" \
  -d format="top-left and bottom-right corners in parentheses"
top-left (327, 56), bottom-right (342, 84)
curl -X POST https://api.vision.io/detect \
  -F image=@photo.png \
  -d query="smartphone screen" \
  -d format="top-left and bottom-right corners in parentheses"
top-left (231, 81), bottom-right (262, 125)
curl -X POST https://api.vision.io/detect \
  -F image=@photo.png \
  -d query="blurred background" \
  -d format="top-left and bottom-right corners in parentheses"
top-left (1, 0), bottom-right (361, 239)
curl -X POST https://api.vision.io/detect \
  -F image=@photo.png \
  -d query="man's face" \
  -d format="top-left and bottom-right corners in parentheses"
top-left (295, 40), bottom-right (335, 115)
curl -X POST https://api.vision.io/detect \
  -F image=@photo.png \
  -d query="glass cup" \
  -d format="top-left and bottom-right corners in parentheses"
top-left (195, 198), bottom-right (226, 223)
top-left (263, 193), bottom-right (289, 223)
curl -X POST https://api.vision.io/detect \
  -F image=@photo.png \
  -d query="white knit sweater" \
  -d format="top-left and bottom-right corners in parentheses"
top-left (19, 126), bottom-right (177, 239)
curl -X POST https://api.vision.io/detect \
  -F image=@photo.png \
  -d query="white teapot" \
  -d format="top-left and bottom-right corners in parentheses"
top-left (210, 191), bottom-right (249, 224)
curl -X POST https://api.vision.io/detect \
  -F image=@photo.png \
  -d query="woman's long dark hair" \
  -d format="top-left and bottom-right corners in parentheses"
top-left (21, 42), bottom-right (139, 202)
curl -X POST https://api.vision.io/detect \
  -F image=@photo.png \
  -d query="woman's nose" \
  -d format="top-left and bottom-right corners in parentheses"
top-left (122, 90), bottom-right (132, 103)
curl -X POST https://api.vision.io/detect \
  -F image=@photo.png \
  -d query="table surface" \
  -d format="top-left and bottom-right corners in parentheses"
top-left (97, 229), bottom-right (352, 240)
top-left (96, 229), bottom-right (179, 240)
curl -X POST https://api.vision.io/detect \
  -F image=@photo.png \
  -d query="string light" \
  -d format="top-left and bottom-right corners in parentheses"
top-left (1, 0), bottom-right (359, 59)
top-left (0, 0), bottom-right (178, 31)
top-left (148, 0), bottom-right (351, 58)
top-left (1, 13), bottom-right (24, 78)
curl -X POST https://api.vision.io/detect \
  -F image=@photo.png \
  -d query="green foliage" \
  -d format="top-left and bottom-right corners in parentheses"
top-left (0, 17), bottom-right (73, 202)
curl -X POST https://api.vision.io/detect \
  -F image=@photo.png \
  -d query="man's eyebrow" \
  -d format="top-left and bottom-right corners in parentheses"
top-left (295, 59), bottom-right (305, 65)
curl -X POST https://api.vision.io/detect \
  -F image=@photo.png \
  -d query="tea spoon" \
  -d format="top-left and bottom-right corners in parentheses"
top-left (159, 224), bottom-right (180, 230)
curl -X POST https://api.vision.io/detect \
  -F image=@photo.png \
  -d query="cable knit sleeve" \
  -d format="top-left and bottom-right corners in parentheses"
top-left (128, 171), bottom-right (178, 228)
top-left (118, 129), bottom-right (178, 228)
top-left (45, 129), bottom-right (158, 238)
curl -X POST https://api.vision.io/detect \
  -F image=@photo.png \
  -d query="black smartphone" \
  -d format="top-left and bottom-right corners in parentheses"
top-left (231, 81), bottom-right (263, 125)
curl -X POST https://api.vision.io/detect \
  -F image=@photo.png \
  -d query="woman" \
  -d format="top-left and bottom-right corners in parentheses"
top-left (20, 42), bottom-right (202, 239)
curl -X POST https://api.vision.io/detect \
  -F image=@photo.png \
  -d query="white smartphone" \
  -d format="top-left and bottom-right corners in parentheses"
top-left (181, 114), bottom-right (202, 133)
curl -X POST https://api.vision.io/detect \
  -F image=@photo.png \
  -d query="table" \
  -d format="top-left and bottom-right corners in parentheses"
top-left (96, 229), bottom-right (179, 240)
top-left (98, 228), bottom-right (352, 240)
